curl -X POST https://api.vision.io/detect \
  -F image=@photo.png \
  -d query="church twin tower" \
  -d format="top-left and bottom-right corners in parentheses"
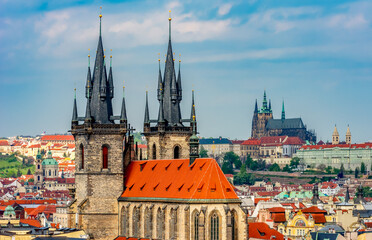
top-left (70, 13), bottom-right (198, 237)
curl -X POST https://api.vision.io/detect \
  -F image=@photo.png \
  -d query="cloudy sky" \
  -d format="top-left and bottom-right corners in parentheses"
top-left (1, 0), bottom-right (372, 143)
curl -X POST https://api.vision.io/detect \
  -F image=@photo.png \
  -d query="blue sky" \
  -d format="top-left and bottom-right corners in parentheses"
top-left (1, 0), bottom-right (372, 143)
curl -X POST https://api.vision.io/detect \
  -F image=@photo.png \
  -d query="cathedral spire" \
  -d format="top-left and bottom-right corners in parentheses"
top-left (157, 57), bottom-right (163, 101)
top-left (281, 100), bottom-right (285, 120)
top-left (269, 99), bottom-right (272, 112)
top-left (190, 90), bottom-right (196, 120)
top-left (72, 88), bottom-right (78, 125)
top-left (144, 91), bottom-right (149, 124)
top-left (85, 53), bottom-right (92, 99)
top-left (189, 112), bottom-right (199, 165)
top-left (262, 90), bottom-right (268, 110)
top-left (85, 86), bottom-right (92, 122)
top-left (108, 53), bottom-right (114, 99)
top-left (177, 57), bottom-right (182, 101)
top-left (254, 99), bottom-right (258, 113)
top-left (120, 85), bottom-right (127, 124)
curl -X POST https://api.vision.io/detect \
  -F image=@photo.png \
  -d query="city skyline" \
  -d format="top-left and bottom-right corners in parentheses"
top-left (1, 0), bottom-right (372, 142)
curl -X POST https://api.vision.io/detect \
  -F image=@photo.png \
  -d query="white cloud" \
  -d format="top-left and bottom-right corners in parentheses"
top-left (218, 3), bottom-right (233, 16)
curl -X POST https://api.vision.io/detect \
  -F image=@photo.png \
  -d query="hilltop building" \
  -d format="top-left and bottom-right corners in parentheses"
top-left (251, 91), bottom-right (316, 143)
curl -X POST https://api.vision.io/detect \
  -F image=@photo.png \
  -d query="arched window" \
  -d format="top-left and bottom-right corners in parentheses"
top-left (102, 145), bottom-right (108, 169)
top-left (144, 207), bottom-right (152, 238)
top-left (80, 144), bottom-right (84, 169)
top-left (37, 176), bottom-right (40, 181)
top-left (170, 208), bottom-right (177, 239)
top-left (54, 170), bottom-right (57, 176)
top-left (152, 143), bottom-right (156, 160)
top-left (132, 207), bottom-right (140, 237)
top-left (193, 211), bottom-right (199, 240)
top-left (210, 212), bottom-right (219, 240)
top-left (231, 210), bottom-right (238, 240)
top-left (49, 170), bottom-right (51, 176)
top-left (37, 165), bottom-right (40, 169)
top-left (43, 170), bottom-right (45, 176)
top-left (156, 208), bottom-right (164, 239)
top-left (121, 207), bottom-right (128, 236)
top-left (174, 146), bottom-right (180, 159)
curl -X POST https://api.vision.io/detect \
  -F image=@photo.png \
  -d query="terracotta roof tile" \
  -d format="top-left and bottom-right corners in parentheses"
top-left (249, 222), bottom-right (285, 240)
top-left (121, 158), bottom-right (239, 201)
top-left (20, 219), bottom-right (42, 228)
top-left (41, 135), bottom-right (74, 141)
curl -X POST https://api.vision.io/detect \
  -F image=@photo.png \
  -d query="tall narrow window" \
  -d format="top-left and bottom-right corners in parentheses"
top-left (210, 213), bottom-right (219, 240)
top-left (152, 143), bottom-right (156, 160)
top-left (80, 144), bottom-right (84, 169)
top-left (102, 145), bottom-right (108, 169)
top-left (194, 212), bottom-right (199, 240)
top-left (174, 146), bottom-right (180, 159)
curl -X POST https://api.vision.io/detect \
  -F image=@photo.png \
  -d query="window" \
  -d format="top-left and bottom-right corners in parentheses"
top-left (132, 207), bottom-right (140, 237)
top-left (102, 145), bottom-right (108, 169)
top-left (37, 165), bottom-right (40, 169)
top-left (121, 207), bottom-right (128, 236)
top-left (174, 146), bottom-right (180, 159)
top-left (144, 207), bottom-right (152, 238)
top-left (156, 208), bottom-right (165, 239)
top-left (152, 143), bottom-right (156, 160)
top-left (80, 144), bottom-right (84, 169)
top-left (194, 212), bottom-right (199, 240)
top-left (210, 212), bottom-right (219, 240)
top-left (170, 208), bottom-right (177, 239)
top-left (37, 176), bottom-right (40, 181)
top-left (49, 170), bottom-right (51, 176)
top-left (231, 211), bottom-right (238, 240)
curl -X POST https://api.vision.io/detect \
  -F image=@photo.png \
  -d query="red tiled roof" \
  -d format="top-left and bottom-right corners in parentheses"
top-left (28, 205), bottom-right (56, 217)
top-left (283, 137), bottom-right (304, 145)
top-left (0, 140), bottom-right (9, 146)
top-left (242, 139), bottom-right (261, 145)
top-left (41, 135), bottom-right (74, 141)
top-left (0, 200), bottom-right (57, 206)
top-left (249, 222), bottom-right (285, 240)
top-left (67, 144), bottom-right (75, 149)
top-left (302, 206), bottom-right (327, 214)
top-left (268, 207), bottom-right (285, 213)
top-left (309, 213), bottom-right (326, 224)
top-left (254, 198), bottom-right (270, 205)
top-left (20, 219), bottom-right (42, 228)
top-left (260, 136), bottom-right (288, 146)
top-left (28, 144), bottom-right (41, 148)
top-left (231, 140), bottom-right (244, 145)
top-left (272, 213), bottom-right (286, 222)
top-left (121, 158), bottom-right (239, 201)
top-left (300, 143), bottom-right (372, 150)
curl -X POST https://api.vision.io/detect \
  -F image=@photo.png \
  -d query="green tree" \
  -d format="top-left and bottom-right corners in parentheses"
top-left (361, 162), bottom-right (366, 175)
top-left (28, 178), bottom-right (34, 183)
top-left (283, 164), bottom-right (291, 172)
top-left (233, 164), bottom-right (256, 185)
top-left (317, 164), bottom-right (326, 172)
top-left (325, 166), bottom-right (333, 174)
top-left (355, 167), bottom-right (360, 179)
top-left (199, 146), bottom-right (208, 158)
top-left (27, 169), bottom-right (32, 175)
top-left (224, 152), bottom-right (241, 169)
top-left (245, 155), bottom-right (254, 169)
top-left (222, 161), bottom-right (233, 174)
top-left (268, 163), bottom-right (281, 172)
top-left (290, 157), bottom-right (300, 168)
top-left (16, 168), bottom-right (22, 177)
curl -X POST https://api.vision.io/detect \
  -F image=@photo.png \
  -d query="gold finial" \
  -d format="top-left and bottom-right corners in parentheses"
top-left (110, 49), bottom-right (112, 58)
top-left (179, 53), bottom-right (181, 62)
top-left (158, 53), bottom-right (160, 62)
top-left (169, 10), bottom-right (172, 21)
top-left (104, 55), bottom-right (106, 58)
top-left (99, 6), bottom-right (102, 18)
top-left (193, 115), bottom-right (195, 121)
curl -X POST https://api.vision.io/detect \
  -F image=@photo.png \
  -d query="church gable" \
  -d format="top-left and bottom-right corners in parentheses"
top-left (120, 158), bottom-right (239, 202)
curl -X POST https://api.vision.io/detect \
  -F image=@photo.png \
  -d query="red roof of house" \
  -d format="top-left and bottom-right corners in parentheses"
top-left (249, 222), bottom-right (285, 240)
top-left (0, 140), bottom-right (9, 146)
top-left (268, 207), bottom-right (285, 213)
top-left (311, 213), bottom-right (326, 224)
top-left (283, 137), bottom-right (304, 145)
top-left (28, 144), bottom-right (41, 148)
top-left (242, 139), bottom-right (261, 145)
top-left (28, 205), bottom-right (56, 217)
top-left (41, 135), bottom-right (74, 141)
top-left (260, 136), bottom-right (288, 146)
top-left (272, 213), bottom-right (286, 222)
top-left (302, 206), bottom-right (327, 214)
top-left (20, 219), bottom-right (42, 228)
top-left (300, 143), bottom-right (372, 150)
top-left (254, 198), bottom-right (270, 205)
top-left (121, 158), bottom-right (239, 201)
top-left (231, 140), bottom-right (244, 145)
top-left (0, 200), bottom-right (57, 206)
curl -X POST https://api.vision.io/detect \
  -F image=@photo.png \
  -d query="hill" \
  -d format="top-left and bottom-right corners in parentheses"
top-left (0, 154), bottom-right (34, 178)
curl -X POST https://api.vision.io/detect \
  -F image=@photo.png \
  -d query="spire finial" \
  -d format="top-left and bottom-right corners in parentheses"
top-left (168, 10), bottom-right (172, 41)
top-left (110, 49), bottom-right (112, 67)
top-left (99, 7), bottom-right (102, 36)
top-left (74, 88), bottom-right (76, 99)
top-left (88, 48), bottom-right (90, 67)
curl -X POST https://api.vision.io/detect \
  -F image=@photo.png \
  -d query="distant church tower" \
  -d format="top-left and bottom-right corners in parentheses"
top-left (332, 125), bottom-right (339, 145)
top-left (34, 150), bottom-right (43, 188)
top-left (251, 91), bottom-right (273, 139)
top-left (143, 14), bottom-right (196, 160)
top-left (346, 125), bottom-right (351, 144)
top-left (70, 14), bottom-right (131, 240)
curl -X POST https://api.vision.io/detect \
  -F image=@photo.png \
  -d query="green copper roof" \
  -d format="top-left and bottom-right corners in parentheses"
top-left (4, 205), bottom-right (15, 216)
top-left (42, 151), bottom-right (58, 165)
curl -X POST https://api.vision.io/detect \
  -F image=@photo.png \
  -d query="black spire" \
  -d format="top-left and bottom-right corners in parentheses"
top-left (88, 14), bottom-right (114, 124)
top-left (312, 183), bottom-right (321, 204)
top-left (108, 55), bottom-right (114, 99)
top-left (120, 86), bottom-right (127, 124)
top-left (72, 89), bottom-right (78, 125)
top-left (345, 186), bottom-right (350, 203)
top-left (85, 54), bottom-right (92, 99)
top-left (189, 110), bottom-right (199, 165)
top-left (157, 59), bottom-right (163, 101)
top-left (144, 91), bottom-right (149, 124)
top-left (281, 100), bottom-right (285, 120)
top-left (354, 184), bottom-right (365, 204)
top-left (269, 99), bottom-right (272, 111)
top-left (254, 99), bottom-right (258, 113)
top-left (158, 11), bottom-right (182, 126)
top-left (85, 86), bottom-right (92, 122)
top-left (177, 59), bottom-right (182, 101)
top-left (190, 90), bottom-right (196, 120)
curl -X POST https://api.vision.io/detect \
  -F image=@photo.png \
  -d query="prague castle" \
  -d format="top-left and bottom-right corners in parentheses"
top-left (68, 12), bottom-right (247, 240)
top-left (251, 91), bottom-right (316, 143)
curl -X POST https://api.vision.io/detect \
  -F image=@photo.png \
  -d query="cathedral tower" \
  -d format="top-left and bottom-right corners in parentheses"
top-left (332, 125), bottom-right (339, 145)
top-left (143, 13), bottom-right (195, 160)
top-left (251, 91), bottom-right (273, 139)
top-left (34, 150), bottom-right (43, 188)
top-left (70, 13), bottom-right (131, 240)
top-left (346, 125), bottom-right (351, 144)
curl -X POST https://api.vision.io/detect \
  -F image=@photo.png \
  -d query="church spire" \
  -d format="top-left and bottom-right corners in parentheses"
top-left (281, 100), bottom-right (285, 120)
top-left (120, 85), bottom-right (127, 124)
top-left (157, 57), bottom-right (163, 101)
top-left (72, 88), bottom-right (78, 125)
top-left (346, 125), bottom-right (351, 144)
top-left (85, 53), bottom-right (92, 99)
top-left (190, 90), bottom-right (196, 121)
top-left (108, 53), bottom-right (114, 99)
top-left (269, 99), bottom-right (272, 112)
top-left (262, 90), bottom-right (268, 111)
top-left (254, 99), bottom-right (258, 113)
top-left (177, 57), bottom-right (182, 101)
top-left (189, 111), bottom-right (199, 165)
top-left (85, 85), bottom-right (92, 122)
top-left (144, 91), bottom-right (149, 124)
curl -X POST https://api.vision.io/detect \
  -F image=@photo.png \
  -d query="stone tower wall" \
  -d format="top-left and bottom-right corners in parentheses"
top-left (146, 133), bottom-right (191, 160)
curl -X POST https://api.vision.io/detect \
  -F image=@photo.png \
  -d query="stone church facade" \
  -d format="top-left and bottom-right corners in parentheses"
top-left (251, 91), bottom-right (316, 143)
top-left (67, 13), bottom-right (248, 240)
